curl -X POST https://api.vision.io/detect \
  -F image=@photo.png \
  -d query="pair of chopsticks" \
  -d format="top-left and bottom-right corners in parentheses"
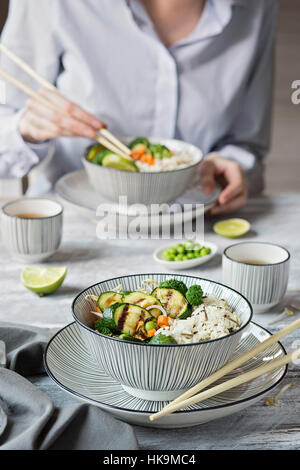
top-left (150, 317), bottom-right (300, 421)
top-left (0, 43), bottom-right (132, 161)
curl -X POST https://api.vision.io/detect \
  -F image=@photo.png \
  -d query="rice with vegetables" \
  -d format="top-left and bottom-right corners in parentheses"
top-left (87, 277), bottom-right (241, 345)
top-left (87, 137), bottom-right (201, 173)
top-left (156, 295), bottom-right (240, 344)
top-left (135, 148), bottom-right (199, 172)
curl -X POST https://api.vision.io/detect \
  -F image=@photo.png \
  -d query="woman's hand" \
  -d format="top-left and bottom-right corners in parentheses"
top-left (200, 153), bottom-right (248, 215)
top-left (18, 87), bottom-right (106, 143)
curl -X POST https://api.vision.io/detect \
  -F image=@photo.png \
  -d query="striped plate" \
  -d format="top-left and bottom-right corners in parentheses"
top-left (44, 322), bottom-right (287, 429)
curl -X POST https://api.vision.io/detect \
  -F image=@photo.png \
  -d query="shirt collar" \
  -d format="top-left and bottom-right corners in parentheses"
top-left (126, 0), bottom-right (246, 47)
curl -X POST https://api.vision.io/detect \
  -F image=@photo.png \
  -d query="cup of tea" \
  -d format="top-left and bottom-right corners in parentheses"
top-left (1, 198), bottom-right (63, 263)
top-left (222, 242), bottom-right (290, 313)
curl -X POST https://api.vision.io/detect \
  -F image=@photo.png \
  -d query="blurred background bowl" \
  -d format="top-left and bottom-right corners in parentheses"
top-left (82, 138), bottom-right (202, 204)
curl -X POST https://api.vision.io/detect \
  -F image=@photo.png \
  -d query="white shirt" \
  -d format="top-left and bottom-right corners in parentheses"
top-left (0, 0), bottom-right (278, 195)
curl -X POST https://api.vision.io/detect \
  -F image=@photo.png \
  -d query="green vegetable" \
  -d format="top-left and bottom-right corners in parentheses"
top-left (102, 153), bottom-right (139, 172)
top-left (149, 333), bottom-right (177, 345)
top-left (162, 242), bottom-right (212, 262)
top-left (103, 303), bottom-right (152, 338)
top-left (94, 317), bottom-right (116, 335)
top-left (97, 291), bottom-right (123, 312)
top-left (149, 144), bottom-right (172, 159)
top-left (159, 279), bottom-right (188, 296)
top-left (129, 137), bottom-right (150, 150)
top-left (92, 149), bottom-right (112, 165)
top-left (152, 287), bottom-right (191, 319)
top-left (118, 333), bottom-right (142, 342)
top-left (186, 285), bottom-right (203, 306)
top-left (122, 291), bottom-right (162, 318)
top-left (87, 144), bottom-right (106, 162)
top-left (145, 320), bottom-right (157, 332)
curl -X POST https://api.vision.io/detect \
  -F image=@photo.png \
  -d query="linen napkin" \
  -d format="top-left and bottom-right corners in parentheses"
top-left (0, 324), bottom-right (139, 450)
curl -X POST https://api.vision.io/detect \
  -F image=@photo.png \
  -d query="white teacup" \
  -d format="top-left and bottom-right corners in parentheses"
top-left (222, 242), bottom-right (290, 313)
top-left (1, 198), bottom-right (63, 263)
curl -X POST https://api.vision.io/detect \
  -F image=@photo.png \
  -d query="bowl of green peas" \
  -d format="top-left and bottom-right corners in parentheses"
top-left (153, 240), bottom-right (217, 270)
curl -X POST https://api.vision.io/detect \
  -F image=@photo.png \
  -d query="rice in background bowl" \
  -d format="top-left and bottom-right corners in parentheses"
top-left (72, 274), bottom-right (252, 401)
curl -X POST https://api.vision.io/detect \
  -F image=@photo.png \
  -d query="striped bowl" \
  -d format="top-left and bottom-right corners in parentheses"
top-left (1, 198), bottom-right (63, 263)
top-left (82, 139), bottom-right (202, 204)
top-left (72, 274), bottom-right (253, 401)
top-left (223, 242), bottom-right (291, 313)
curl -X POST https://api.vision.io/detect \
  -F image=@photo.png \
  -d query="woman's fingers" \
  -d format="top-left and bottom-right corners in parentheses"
top-left (209, 188), bottom-right (248, 215)
top-left (26, 96), bottom-right (97, 138)
top-left (218, 162), bottom-right (246, 205)
top-left (203, 153), bottom-right (248, 215)
top-left (19, 86), bottom-right (107, 143)
top-left (39, 88), bottom-right (105, 130)
top-left (199, 159), bottom-right (216, 194)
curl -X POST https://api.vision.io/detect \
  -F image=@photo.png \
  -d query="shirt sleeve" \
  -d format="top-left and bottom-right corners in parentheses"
top-left (212, 0), bottom-right (279, 195)
top-left (0, 0), bottom-right (62, 178)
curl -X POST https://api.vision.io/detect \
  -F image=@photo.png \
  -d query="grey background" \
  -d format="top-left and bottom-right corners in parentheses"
top-left (0, 0), bottom-right (299, 194)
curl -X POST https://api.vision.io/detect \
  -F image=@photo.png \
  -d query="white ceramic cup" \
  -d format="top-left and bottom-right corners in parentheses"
top-left (1, 198), bottom-right (63, 263)
top-left (222, 242), bottom-right (290, 313)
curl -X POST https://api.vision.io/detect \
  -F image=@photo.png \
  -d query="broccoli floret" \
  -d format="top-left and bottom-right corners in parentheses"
top-left (159, 279), bottom-right (188, 296)
top-left (149, 144), bottom-right (172, 159)
top-left (129, 137), bottom-right (150, 150)
top-left (94, 318), bottom-right (114, 335)
top-left (149, 333), bottom-right (177, 345)
top-left (186, 285), bottom-right (203, 306)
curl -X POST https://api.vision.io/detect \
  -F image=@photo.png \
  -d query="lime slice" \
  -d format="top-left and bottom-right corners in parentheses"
top-left (21, 266), bottom-right (67, 296)
top-left (102, 154), bottom-right (138, 172)
top-left (213, 218), bottom-right (251, 238)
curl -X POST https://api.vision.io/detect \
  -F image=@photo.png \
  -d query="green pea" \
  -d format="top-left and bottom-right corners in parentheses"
top-left (145, 321), bottom-right (157, 331)
top-left (187, 252), bottom-right (195, 259)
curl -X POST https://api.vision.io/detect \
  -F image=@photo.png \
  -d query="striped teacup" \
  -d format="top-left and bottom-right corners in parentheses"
top-left (1, 198), bottom-right (63, 263)
top-left (222, 242), bottom-right (290, 313)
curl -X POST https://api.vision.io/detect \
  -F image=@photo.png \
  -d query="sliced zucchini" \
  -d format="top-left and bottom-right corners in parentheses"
top-left (122, 291), bottom-right (162, 318)
top-left (103, 303), bottom-right (152, 338)
top-left (152, 287), bottom-right (191, 319)
top-left (97, 291), bottom-right (122, 312)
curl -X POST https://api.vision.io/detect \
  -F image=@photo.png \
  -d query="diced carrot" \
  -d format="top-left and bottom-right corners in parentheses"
top-left (157, 315), bottom-right (169, 328)
top-left (96, 306), bottom-right (102, 313)
top-left (147, 328), bottom-right (156, 337)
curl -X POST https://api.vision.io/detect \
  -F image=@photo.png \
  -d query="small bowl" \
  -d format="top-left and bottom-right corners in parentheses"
top-left (82, 138), bottom-right (202, 205)
top-left (72, 273), bottom-right (252, 402)
top-left (153, 241), bottom-right (218, 270)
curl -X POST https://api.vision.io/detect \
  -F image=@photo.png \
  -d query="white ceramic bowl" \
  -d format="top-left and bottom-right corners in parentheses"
top-left (72, 273), bottom-right (252, 401)
top-left (82, 138), bottom-right (202, 204)
top-left (153, 240), bottom-right (218, 270)
top-left (1, 198), bottom-right (63, 263)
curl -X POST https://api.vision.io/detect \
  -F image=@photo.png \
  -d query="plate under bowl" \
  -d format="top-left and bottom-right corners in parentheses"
top-left (44, 322), bottom-right (287, 429)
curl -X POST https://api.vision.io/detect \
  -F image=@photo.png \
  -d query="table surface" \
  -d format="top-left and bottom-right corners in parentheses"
top-left (1, 193), bottom-right (300, 450)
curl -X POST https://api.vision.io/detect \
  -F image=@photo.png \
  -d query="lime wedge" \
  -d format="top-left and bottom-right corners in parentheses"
top-left (21, 266), bottom-right (67, 296)
top-left (102, 154), bottom-right (139, 172)
top-left (213, 218), bottom-right (251, 238)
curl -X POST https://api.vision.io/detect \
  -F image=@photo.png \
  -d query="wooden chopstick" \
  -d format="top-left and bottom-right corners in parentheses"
top-left (0, 68), bottom-right (69, 116)
top-left (150, 348), bottom-right (300, 421)
top-left (0, 42), bottom-right (132, 157)
top-left (0, 43), bottom-right (57, 91)
top-left (96, 135), bottom-right (133, 160)
top-left (162, 317), bottom-right (300, 413)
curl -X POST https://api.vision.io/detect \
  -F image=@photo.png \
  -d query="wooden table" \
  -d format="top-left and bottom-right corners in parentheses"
top-left (1, 193), bottom-right (299, 450)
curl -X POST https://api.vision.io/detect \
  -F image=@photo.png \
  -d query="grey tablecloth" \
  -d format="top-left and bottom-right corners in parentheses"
top-left (0, 325), bottom-right (138, 450)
